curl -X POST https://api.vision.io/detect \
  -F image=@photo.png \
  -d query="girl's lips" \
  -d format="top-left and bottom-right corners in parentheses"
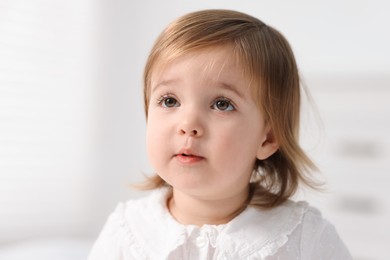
top-left (175, 154), bottom-right (204, 164)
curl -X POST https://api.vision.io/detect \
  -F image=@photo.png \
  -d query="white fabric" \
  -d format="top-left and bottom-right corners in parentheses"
top-left (88, 188), bottom-right (352, 260)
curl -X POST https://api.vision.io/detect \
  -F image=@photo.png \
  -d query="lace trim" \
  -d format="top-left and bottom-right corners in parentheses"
top-left (114, 189), bottom-right (188, 259)
top-left (113, 203), bottom-right (149, 260)
top-left (243, 201), bottom-right (309, 259)
top-left (111, 189), bottom-right (311, 260)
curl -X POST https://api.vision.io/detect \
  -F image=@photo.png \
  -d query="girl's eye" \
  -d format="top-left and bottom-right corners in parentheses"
top-left (158, 96), bottom-right (179, 108)
top-left (213, 98), bottom-right (235, 111)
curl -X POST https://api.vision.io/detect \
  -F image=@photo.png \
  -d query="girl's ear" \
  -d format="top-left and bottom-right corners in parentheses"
top-left (256, 127), bottom-right (279, 160)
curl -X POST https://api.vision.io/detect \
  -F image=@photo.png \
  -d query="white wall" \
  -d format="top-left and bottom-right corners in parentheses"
top-left (0, 0), bottom-right (389, 259)
top-left (0, 0), bottom-right (101, 242)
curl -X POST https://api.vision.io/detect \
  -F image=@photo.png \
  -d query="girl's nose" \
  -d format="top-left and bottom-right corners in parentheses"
top-left (178, 128), bottom-right (201, 136)
top-left (177, 115), bottom-right (204, 137)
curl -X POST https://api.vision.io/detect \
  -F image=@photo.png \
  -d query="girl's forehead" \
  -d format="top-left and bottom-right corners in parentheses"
top-left (151, 46), bottom-right (246, 82)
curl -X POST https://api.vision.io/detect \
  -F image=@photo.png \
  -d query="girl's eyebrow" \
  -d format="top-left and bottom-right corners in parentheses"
top-left (152, 78), bottom-right (245, 99)
top-left (216, 81), bottom-right (245, 99)
top-left (151, 79), bottom-right (179, 92)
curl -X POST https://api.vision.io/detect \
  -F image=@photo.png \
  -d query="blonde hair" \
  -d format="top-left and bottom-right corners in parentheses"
top-left (142, 9), bottom-right (319, 208)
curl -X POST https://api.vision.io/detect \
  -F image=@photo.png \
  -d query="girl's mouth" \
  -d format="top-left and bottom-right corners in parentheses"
top-left (175, 153), bottom-right (204, 164)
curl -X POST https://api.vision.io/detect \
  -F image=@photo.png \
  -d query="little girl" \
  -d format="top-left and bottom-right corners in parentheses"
top-left (89, 9), bottom-right (352, 259)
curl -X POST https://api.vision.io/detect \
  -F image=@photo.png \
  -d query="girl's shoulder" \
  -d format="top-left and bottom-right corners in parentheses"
top-left (88, 188), bottom-right (175, 259)
top-left (94, 188), bottom-right (183, 259)
top-left (108, 187), bottom-right (176, 237)
top-left (117, 187), bottom-right (173, 221)
top-left (222, 200), bottom-right (351, 259)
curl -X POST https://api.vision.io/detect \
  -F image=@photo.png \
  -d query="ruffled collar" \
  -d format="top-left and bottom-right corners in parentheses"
top-left (120, 187), bottom-right (309, 259)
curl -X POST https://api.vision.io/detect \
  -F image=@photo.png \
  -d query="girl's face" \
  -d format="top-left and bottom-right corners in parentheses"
top-left (146, 46), bottom-right (278, 201)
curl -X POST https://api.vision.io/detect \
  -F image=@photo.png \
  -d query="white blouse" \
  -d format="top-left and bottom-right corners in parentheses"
top-left (88, 188), bottom-right (352, 260)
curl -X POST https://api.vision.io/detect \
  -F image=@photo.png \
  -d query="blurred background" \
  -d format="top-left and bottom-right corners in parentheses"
top-left (0, 0), bottom-right (389, 259)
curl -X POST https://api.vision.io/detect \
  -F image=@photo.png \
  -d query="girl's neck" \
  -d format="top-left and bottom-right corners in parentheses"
top-left (167, 187), bottom-right (250, 226)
